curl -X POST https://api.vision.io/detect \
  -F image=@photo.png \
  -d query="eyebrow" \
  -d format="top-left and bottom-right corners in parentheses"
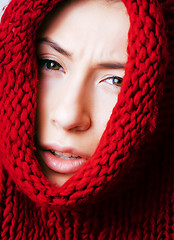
top-left (98, 62), bottom-right (126, 69)
top-left (38, 37), bottom-right (126, 69)
top-left (38, 37), bottom-right (72, 57)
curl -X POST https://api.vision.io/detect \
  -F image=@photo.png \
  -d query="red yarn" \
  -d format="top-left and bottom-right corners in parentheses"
top-left (0, 0), bottom-right (174, 239)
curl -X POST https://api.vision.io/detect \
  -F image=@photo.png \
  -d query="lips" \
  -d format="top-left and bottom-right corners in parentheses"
top-left (50, 150), bottom-right (82, 160)
top-left (39, 144), bottom-right (88, 174)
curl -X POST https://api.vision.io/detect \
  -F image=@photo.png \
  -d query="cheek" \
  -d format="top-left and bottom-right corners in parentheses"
top-left (38, 79), bottom-right (59, 117)
top-left (37, 85), bottom-right (53, 139)
top-left (92, 88), bottom-right (119, 139)
top-left (37, 88), bottom-right (49, 121)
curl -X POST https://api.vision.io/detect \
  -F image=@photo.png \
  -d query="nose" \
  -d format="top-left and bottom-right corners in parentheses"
top-left (50, 86), bottom-right (91, 132)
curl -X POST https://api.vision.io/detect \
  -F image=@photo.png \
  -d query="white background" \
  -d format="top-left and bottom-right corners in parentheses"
top-left (0, 0), bottom-right (11, 19)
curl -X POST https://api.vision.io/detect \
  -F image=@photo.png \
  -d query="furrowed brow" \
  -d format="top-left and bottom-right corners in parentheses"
top-left (38, 37), bottom-right (71, 57)
top-left (98, 62), bottom-right (126, 69)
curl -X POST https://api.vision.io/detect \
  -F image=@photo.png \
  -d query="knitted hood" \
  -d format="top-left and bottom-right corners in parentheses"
top-left (0, 0), bottom-right (173, 211)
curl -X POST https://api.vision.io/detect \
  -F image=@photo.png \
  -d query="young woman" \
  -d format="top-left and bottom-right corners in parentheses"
top-left (36, 0), bottom-right (129, 187)
top-left (0, 0), bottom-right (173, 239)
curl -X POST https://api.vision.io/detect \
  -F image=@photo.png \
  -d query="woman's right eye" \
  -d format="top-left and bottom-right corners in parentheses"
top-left (38, 59), bottom-right (65, 73)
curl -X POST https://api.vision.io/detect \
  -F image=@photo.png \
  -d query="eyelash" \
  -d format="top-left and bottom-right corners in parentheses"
top-left (103, 76), bottom-right (122, 87)
top-left (38, 59), bottom-right (123, 87)
top-left (38, 59), bottom-right (65, 72)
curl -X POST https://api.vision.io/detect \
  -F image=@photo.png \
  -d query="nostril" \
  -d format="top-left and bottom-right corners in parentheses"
top-left (51, 112), bottom-right (91, 132)
top-left (49, 99), bottom-right (91, 132)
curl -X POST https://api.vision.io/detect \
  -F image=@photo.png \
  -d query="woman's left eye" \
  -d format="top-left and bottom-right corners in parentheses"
top-left (104, 76), bottom-right (122, 87)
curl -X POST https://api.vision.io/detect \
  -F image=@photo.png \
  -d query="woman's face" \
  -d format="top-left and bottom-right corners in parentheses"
top-left (37, 0), bottom-right (130, 187)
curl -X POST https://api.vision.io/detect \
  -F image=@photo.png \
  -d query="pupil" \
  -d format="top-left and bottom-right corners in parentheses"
top-left (113, 77), bottom-right (122, 86)
top-left (114, 77), bottom-right (121, 82)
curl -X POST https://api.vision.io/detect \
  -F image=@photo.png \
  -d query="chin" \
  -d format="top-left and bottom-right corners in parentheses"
top-left (44, 168), bottom-right (74, 187)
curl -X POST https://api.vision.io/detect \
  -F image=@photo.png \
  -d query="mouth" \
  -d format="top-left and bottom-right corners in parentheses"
top-left (38, 145), bottom-right (88, 174)
top-left (50, 150), bottom-right (82, 160)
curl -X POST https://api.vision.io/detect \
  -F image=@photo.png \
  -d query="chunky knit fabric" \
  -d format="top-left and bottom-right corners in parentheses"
top-left (0, 0), bottom-right (173, 239)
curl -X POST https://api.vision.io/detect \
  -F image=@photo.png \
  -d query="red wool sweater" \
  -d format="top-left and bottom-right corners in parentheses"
top-left (0, 0), bottom-right (173, 239)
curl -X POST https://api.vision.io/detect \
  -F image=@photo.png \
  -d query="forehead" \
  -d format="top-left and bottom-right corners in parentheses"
top-left (38, 0), bottom-right (129, 63)
top-left (40, 0), bottom-right (128, 34)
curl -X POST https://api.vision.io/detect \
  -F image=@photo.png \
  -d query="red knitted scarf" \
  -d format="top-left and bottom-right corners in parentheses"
top-left (0, 0), bottom-right (173, 239)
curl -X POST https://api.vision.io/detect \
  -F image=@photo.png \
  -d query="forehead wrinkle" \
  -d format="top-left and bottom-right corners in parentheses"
top-left (72, 43), bottom-right (126, 71)
top-left (39, 0), bottom-right (129, 67)
top-left (65, 30), bottom-right (127, 69)
top-left (38, 37), bottom-right (72, 58)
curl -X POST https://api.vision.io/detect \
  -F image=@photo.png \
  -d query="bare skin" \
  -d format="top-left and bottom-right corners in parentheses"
top-left (37, 0), bottom-right (130, 187)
